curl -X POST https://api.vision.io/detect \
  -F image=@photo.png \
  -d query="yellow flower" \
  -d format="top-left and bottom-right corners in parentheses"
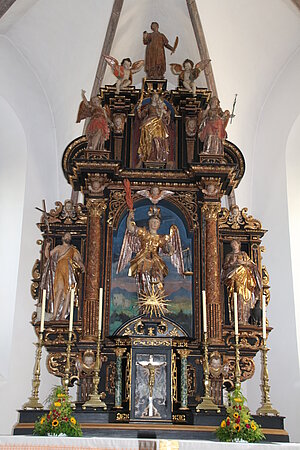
top-left (221, 420), bottom-right (226, 428)
top-left (54, 401), bottom-right (61, 407)
top-left (233, 412), bottom-right (239, 419)
top-left (52, 419), bottom-right (59, 427)
top-left (244, 419), bottom-right (248, 424)
top-left (40, 417), bottom-right (45, 424)
top-left (234, 397), bottom-right (242, 402)
top-left (234, 423), bottom-right (241, 432)
top-left (57, 393), bottom-right (65, 398)
top-left (70, 417), bottom-right (76, 425)
top-left (251, 422), bottom-right (257, 431)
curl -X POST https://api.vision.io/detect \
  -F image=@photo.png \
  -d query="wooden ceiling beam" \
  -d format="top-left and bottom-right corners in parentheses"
top-left (0, 0), bottom-right (17, 20)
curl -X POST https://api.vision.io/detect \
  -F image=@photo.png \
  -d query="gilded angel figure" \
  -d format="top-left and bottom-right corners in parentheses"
top-left (116, 207), bottom-right (184, 316)
top-left (170, 59), bottom-right (210, 96)
top-left (104, 56), bottom-right (144, 94)
top-left (76, 90), bottom-right (111, 151)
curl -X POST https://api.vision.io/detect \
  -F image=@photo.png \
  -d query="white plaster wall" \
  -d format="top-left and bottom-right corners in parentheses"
top-left (246, 48), bottom-right (300, 443)
top-left (0, 37), bottom-right (59, 434)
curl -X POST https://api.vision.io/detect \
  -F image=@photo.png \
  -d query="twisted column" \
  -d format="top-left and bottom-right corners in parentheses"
top-left (83, 199), bottom-right (107, 340)
top-left (202, 202), bottom-right (222, 343)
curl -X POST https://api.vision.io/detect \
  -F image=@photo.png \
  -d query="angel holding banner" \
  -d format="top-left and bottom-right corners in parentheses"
top-left (76, 90), bottom-right (111, 151)
top-left (104, 56), bottom-right (144, 94)
top-left (117, 182), bottom-right (184, 316)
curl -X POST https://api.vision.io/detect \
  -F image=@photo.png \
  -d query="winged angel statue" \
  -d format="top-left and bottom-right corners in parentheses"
top-left (170, 58), bottom-right (210, 96)
top-left (104, 55), bottom-right (144, 94)
top-left (116, 206), bottom-right (184, 317)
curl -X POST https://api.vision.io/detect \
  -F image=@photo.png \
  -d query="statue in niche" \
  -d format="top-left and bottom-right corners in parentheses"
top-left (136, 186), bottom-right (174, 204)
top-left (76, 90), bottom-right (111, 151)
top-left (137, 93), bottom-right (171, 166)
top-left (221, 239), bottom-right (262, 325)
top-left (104, 56), bottom-right (144, 94)
top-left (198, 96), bottom-right (230, 154)
top-left (117, 207), bottom-right (184, 316)
top-left (170, 58), bottom-right (210, 96)
top-left (143, 22), bottom-right (178, 79)
top-left (41, 232), bottom-right (85, 320)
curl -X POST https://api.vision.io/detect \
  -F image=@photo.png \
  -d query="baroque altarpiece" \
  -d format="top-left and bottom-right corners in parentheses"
top-left (16, 26), bottom-right (288, 441)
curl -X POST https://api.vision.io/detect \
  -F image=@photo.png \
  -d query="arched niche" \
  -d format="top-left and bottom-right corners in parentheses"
top-left (108, 199), bottom-right (194, 337)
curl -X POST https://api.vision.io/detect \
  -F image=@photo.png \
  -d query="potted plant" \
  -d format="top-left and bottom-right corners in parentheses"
top-left (34, 386), bottom-right (82, 437)
top-left (216, 388), bottom-right (265, 443)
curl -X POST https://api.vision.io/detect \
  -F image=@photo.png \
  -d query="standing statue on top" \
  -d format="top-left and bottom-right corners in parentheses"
top-left (198, 96), bottom-right (230, 154)
top-left (76, 90), bottom-right (111, 151)
top-left (143, 22), bottom-right (178, 79)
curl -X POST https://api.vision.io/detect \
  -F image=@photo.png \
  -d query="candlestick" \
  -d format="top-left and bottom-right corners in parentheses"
top-left (256, 338), bottom-right (279, 416)
top-left (233, 292), bottom-right (238, 335)
top-left (40, 289), bottom-right (46, 333)
top-left (262, 295), bottom-right (266, 340)
top-left (69, 288), bottom-right (75, 332)
top-left (202, 290), bottom-right (207, 333)
top-left (98, 288), bottom-right (103, 333)
top-left (23, 331), bottom-right (44, 410)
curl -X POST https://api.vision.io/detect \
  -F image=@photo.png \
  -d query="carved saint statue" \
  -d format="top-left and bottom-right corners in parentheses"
top-left (41, 232), bottom-right (85, 320)
top-left (143, 22), bottom-right (178, 79)
top-left (198, 96), bottom-right (230, 154)
top-left (170, 58), bottom-right (210, 96)
top-left (104, 56), bottom-right (144, 94)
top-left (117, 207), bottom-right (184, 312)
top-left (76, 90), bottom-right (111, 151)
top-left (221, 239), bottom-right (262, 325)
top-left (137, 93), bottom-right (171, 166)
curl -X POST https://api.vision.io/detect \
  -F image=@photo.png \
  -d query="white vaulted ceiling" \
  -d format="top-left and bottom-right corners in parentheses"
top-left (1, 0), bottom-right (300, 440)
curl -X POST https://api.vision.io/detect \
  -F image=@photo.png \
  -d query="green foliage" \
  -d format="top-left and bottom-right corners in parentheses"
top-left (34, 386), bottom-right (82, 437)
top-left (216, 388), bottom-right (265, 443)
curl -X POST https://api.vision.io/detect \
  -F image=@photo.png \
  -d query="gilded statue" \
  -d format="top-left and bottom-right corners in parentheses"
top-left (76, 90), bottom-right (111, 151)
top-left (221, 239), bottom-right (262, 325)
top-left (170, 58), bottom-right (210, 96)
top-left (137, 93), bottom-right (171, 166)
top-left (198, 96), bottom-right (230, 154)
top-left (117, 207), bottom-right (184, 316)
top-left (143, 22), bottom-right (178, 79)
top-left (41, 232), bottom-right (85, 320)
top-left (104, 56), bottom-right (144, 94)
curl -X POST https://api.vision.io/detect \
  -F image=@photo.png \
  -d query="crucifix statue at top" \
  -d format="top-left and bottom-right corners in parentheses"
top-left (143, 22), bottom-right (178, 79)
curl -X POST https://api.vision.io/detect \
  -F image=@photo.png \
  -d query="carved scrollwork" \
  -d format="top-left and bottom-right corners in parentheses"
top-left (219, 205), bottom-right (262, 230)
top-left (44, 328), bottom-right (76, 346)
top-left (40, 200), bottom-right (87, 225)
top-left (223, 356), bottom-right (255, 382)
top-left (107, 190), bottom-right (126, 227)
top-left (105, 362), bottom-right (116, 395)
top-left (187, 365), bottom-right (196, 396)
top-left (262, 264), bottom-right (271, 306)
top-left (173, 192), bottom-right (198, 229)
top-left (225, 330), bottom-right (261, 350)
top-left (47, 352), bottom-right (78, 379)
top-left (31, 259), bottom-right (41, 300)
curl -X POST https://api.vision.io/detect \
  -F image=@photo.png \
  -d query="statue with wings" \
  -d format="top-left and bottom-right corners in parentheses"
top-left (104, 56), bottom-right (144, 94)
top-left (170, 58), bottom-right (210, 96)
top-left (76, 90), bottom-right (111, 151)
top-left (116, 206), bottom-right (184, 316)
top-left (136, 186), bottom-right (174, 205)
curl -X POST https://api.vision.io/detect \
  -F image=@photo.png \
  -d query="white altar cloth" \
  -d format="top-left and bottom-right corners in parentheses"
top-left (0, 436), bottom-right (299, 450)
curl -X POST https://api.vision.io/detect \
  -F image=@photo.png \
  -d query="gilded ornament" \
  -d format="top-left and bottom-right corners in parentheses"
top-left (87, 199), bottom-right (107, 217)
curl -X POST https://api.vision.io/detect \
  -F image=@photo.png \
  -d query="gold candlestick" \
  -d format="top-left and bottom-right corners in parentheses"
top-left (23, 332), bottom-right (44, 409)
top-left (62, 330), bottom-right (75, 406)
top-left (196, 331), bottom-right (220, 412)
top-left (234, 333), bottom-right (241, 390)
top-left (82, 329), bottom-right (107, 409)
top-left (256, 338), bottom-right (279, 415)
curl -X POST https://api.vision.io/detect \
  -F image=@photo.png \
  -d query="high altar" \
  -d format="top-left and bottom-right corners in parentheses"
top-left (15, 23), bottom-right (288, 443)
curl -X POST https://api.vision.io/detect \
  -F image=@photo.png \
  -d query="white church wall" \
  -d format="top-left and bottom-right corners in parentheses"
top-left (0, 37), bottom-right (59, 434)
top-left (247, 48), bottom-right (300, 442)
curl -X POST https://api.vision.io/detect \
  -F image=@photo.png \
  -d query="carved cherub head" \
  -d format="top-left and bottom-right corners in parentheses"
top-left (183, 58), bottom-right (194, 70)
top-left (121, 58), bottom-right (132, 69)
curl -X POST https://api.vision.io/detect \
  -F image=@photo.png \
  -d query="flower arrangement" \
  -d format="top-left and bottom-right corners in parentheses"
top-left (34, 386), bottom-right (82, 437)
top-left (216, 388), bottom-right (265, 443)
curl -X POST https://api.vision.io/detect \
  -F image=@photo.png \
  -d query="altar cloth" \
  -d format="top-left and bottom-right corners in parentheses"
top-left (0, 436), bottom-right (300, 450)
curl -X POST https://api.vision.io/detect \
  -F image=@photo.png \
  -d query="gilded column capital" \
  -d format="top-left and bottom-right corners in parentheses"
top-left (87, 199), bottom-right (107, 217)
top-left (177, 349), bottom-right (191, 359)
top-left (201, 202), bottom-right (221, 220)
top-left (114, 347), bottom-right (126, 358)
